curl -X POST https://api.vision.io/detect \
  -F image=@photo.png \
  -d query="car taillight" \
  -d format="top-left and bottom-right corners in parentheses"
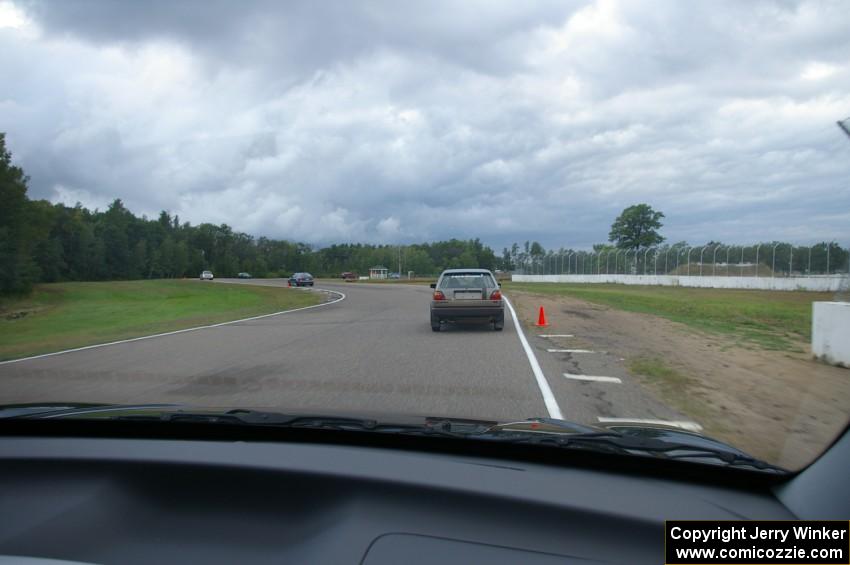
top-left (433, 290), bottom-right (446, 301)
top-left (490, 290), bottom-right (502, 301)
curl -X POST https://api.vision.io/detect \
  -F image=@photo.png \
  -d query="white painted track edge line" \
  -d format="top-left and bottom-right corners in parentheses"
top-left (596, 417), bottom-right (703, 432)
top-left (547, 349), bottom-right (595, 353)
top-left (538, 334), bottom-right (574, 338)
top-left (504, 296), bottom-right (563, 420)
top-left (0, 288), bottom-right (346, 366)
top-left (563, 374), bottom-right (622, 383)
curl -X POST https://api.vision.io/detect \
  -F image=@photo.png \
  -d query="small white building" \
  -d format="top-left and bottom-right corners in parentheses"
top-left (369, 266), bottom-right (388, 279)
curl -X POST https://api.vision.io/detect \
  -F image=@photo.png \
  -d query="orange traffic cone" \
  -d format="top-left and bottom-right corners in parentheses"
top-left (535, 306), bottom-right (548, 327)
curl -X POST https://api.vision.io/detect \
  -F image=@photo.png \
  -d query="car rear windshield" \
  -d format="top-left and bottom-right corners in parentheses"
top-left (439, 273), bottom-right (495, 289)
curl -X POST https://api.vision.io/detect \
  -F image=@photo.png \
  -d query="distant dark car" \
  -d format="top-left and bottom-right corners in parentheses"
top-left (341, 272), bottom-right (357, 281)
top-left (289, 272), bottom-right (314, 287)
top-left (237, 272), bottom-right (252, 279)
top-left (388, 272), bottom-right (401, 280)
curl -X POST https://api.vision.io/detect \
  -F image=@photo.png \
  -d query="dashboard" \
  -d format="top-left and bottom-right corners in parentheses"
top-left (0, 424), bottom-right (829, 565)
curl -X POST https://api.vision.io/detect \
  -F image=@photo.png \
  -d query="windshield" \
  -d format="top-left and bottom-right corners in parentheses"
top-left (1, 0), bottom-right (849, 474)
top-left (439, 273), bottom-right (497, 289)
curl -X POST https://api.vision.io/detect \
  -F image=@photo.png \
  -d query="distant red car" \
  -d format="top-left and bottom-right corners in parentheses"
top-left (341, 272), bottom-right (358, 281)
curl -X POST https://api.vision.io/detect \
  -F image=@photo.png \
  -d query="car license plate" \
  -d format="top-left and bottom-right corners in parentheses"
top-left (454, 292), bottom-right (482, 300)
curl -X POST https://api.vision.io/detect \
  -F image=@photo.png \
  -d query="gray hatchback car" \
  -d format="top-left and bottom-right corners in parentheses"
top-left (429, 268), bottom-right (504, 331)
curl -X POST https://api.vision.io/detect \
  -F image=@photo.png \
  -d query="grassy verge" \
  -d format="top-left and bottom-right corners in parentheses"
top-left (627, 356), bottom-right (723, 434)
top-left (0, 280), bottom-right (322, 361)
top-left (628, 356), bottom-right (691, 396)
top-left (315, 277), bottom-right (436, 285)
top-left (504, 282), bottom-right (829, 350)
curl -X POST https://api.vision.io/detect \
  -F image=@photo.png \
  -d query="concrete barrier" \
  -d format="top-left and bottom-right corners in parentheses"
top-left (511, 274), bottom-right (849, 292)
top-left (812, 302), bottom-right (850, 367)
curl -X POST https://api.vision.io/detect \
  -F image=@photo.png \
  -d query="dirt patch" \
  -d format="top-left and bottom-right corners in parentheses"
top-left (509, 290), bottom-right (850, 470)
top-left (561, 308), bottom-right (592, 319)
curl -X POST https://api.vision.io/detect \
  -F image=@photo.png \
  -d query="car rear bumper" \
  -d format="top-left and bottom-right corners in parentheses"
top-left (430, 303), bottom-right (504, 319)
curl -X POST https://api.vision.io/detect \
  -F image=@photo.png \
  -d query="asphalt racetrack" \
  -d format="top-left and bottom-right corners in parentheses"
top-left (0, 279), bottom-right (690, 427)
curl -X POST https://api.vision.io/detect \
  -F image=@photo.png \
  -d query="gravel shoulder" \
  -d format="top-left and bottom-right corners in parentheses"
top-left (508, 290), bottom-right (850, 469)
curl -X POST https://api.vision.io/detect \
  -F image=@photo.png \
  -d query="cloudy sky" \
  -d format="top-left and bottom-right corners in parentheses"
top-left (1, 0), bottom-right (849, 250)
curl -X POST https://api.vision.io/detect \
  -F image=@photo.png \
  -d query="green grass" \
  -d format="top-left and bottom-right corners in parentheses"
top-left (504, 282), bottom-right (830, 350)
top-left (0, 280), bottom-right (322, 361)
top-left (315, 277), bottom-right (436, 285)
top-left (627, 356), bottom-right (720, 433)
top-left (629, 356), bottom-right (690, 390)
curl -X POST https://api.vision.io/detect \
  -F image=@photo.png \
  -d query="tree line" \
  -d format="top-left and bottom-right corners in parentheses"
top-left (1, 134), bottom-right (500, 295)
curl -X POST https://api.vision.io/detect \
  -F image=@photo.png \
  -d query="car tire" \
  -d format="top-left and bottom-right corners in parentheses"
top-left (493, 316), bottom-right (504, 331)
top-left (430, 313), bottom-right (441, 332)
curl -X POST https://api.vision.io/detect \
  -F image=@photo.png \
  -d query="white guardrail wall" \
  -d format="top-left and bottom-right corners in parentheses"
top-left (812, 302), bottom-right (850, 367)
top-left (511, 274), bottom-right (849, 292)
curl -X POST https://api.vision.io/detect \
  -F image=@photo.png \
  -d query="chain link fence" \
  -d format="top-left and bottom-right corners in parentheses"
top-left (515, 243), bottom-right (850, 278)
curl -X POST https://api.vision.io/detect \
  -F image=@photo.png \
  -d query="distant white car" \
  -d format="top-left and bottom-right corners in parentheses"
top-left (200, 270), bottom-right (214, 280)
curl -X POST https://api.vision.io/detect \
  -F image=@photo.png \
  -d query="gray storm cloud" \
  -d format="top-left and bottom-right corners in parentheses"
top-left (1, 0), bottom-right (849, 249)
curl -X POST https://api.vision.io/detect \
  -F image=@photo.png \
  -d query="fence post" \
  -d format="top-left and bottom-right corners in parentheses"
top-left (755, 244), bottom-right (761, 278)
top-left (772, 243), bottom-right (780, 277)
top-left (726, 246), bottom-right (732, 276)
top-left (826, 241), bottom-right (832, 275)
top-left (713, 245), bottom-right (721, 276)
top-left (687, 247), bottom-right (693, 276)
top-left (789, 243), bottom-right (793, 277)
top-left (740, 246), bottom-right (744, 277)
top-left (699, 246), bottom-right (706, 276)
top-left (654, 249), bottom-right (658, 275)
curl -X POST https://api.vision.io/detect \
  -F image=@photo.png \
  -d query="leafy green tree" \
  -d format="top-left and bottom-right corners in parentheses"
top-left (500, 247), bottom-right (513, 270)
top-left (131, 240), bottom-right (148, 278)
top-left (0, 133), bottom-right (41, 293)
top-left (98, 199), bottom-right (133, 279)
top-left (608, 204), bottom-right (665, 249)
top-left (529, 241), bottom-right (544, 257)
